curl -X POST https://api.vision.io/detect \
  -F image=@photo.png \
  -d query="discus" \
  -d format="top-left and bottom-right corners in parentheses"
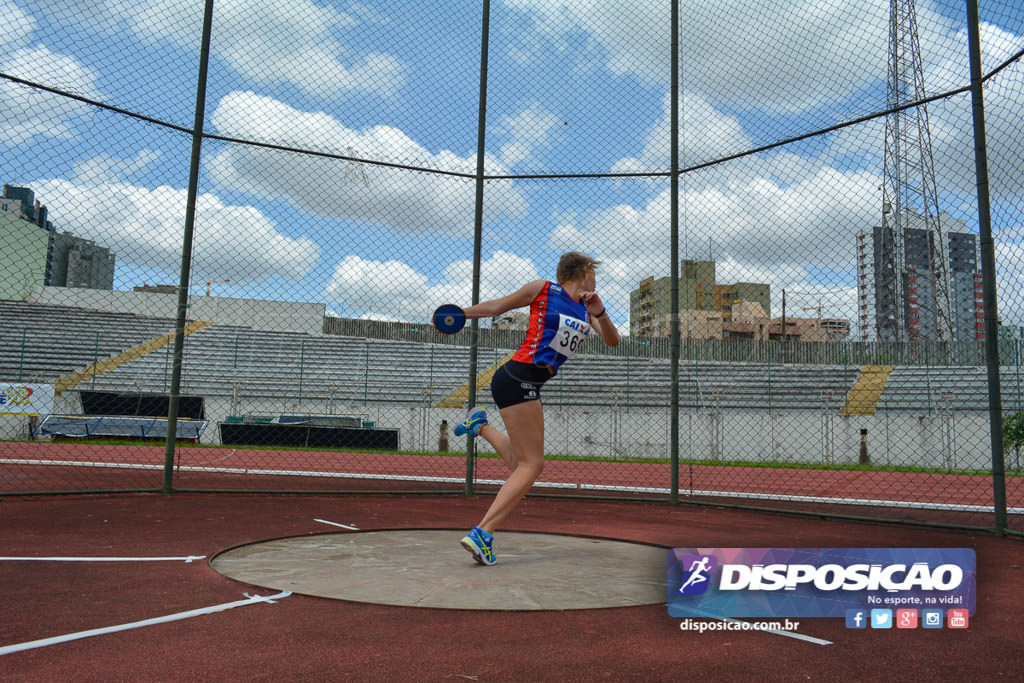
top-left (432, 304), bottom-right (466, 334)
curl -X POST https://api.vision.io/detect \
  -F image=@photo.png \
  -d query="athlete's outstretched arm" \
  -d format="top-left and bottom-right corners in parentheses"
top-left (462, 280), bottom-right (546, 320)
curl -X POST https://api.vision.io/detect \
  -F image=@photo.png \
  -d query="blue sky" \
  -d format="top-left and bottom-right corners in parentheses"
top-left (2, 0), bottom-right (1023, 335)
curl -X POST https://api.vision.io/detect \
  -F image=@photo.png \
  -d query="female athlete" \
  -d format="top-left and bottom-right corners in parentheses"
top-left (454, 251), bottom-right (619, 565)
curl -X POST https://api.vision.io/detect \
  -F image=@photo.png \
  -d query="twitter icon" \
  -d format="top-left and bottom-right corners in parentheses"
top-left (870, 609), bottom-right (893, 629)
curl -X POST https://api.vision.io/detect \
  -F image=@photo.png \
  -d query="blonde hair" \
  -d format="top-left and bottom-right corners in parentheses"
top-left (556, 251), bottom-right (600, 284)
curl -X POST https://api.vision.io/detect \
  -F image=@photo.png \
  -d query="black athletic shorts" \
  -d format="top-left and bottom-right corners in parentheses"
top-left (490, 360), bottom-right (552, 409)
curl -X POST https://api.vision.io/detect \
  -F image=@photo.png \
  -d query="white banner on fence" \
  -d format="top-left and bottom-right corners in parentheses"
top-left (0, 382), bottom-right (55, 416)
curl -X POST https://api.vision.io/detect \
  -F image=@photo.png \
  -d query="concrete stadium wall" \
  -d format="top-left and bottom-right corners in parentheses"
top-left (2, 386), bottom-right (999, 473)
top-left (25, 286), bottom-right (325, 334)
top-left (10, 393), bottom-right (991, 473)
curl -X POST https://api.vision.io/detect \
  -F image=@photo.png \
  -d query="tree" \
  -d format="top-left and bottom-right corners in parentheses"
top-left (1003, 410), bottom-right (1024, 472)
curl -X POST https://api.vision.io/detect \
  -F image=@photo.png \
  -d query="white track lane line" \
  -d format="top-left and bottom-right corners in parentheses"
top-left (0, 591), bottom-right (291, 657)
top-left (314, 518), bottom-right (359, 530)
top-left (717, 617), bottom-right (833, 645)
top-left (0, 556), bottom-right (205, 562)
top-left (5, 458), bottom-right (1019, 512)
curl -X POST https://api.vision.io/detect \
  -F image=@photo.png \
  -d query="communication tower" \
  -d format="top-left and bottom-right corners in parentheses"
top-left (342, 147), bottom-right (370, 187)
top-left (877, 0), bottom-right (953, 341)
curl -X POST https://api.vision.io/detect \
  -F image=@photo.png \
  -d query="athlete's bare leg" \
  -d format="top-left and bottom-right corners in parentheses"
top-left (476, 424), bottom-right (518, 472)
top-left (476, 400), bottom-right (545, 534)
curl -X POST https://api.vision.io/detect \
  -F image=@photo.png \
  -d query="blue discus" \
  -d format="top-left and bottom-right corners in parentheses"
top-left (432, 304), bottom-right (466, 334)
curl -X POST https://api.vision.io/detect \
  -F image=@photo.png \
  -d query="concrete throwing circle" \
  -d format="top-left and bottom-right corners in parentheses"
top-left (212, 530), bottom-right (667, 610)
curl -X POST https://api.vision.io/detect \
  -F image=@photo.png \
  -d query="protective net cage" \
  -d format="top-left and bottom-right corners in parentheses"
top-left (1, 0), bottom-right (1022, 532)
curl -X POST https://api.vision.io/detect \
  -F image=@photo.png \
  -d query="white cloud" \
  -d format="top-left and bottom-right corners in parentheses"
top-left (499, 102), bottom-right (561, 143)
top-left (923, 27), bottom-right (1024, 200)
top-left (20, 1), bottom-right (124, 34)
top-left (823, 24), bottom-right (1024, 202)
top-left (499, 142), bottom-right (532, 166)
top-left (575, 163), bottom-right (880, 268)
top-left (208, 91), bottom-right (528, 235)
top-left (502, 0), bottom-right (977, 116)
top-left (23, 0), bottom-right (405, 99)
top-left (32, 158), bottom-right (319, 284)
top-left (115, 0), bottom-right (406, 98)
top-left (925, 20), bottom-right (1024, 94)
top-left (324, 255), bottom-right (429, 316)
top-left (811, 25), bottom-right (1024, 214)
top-left (547, 219), bottom-right (586, 249)
top-left (71, 150), bottom-right (164, 185)
top-left (610, 91), bottom-right (752, 173)
top-left (0, 44), bottom-right (102, 145)
top-left (323, 250), bottom-right (540, 321)
top-left (995, 227), bottom-right (1024, 326)
top-left (545, 159), bottom-right (882, 329)
top-left (495, 103), bottom-right (562, 167)
top-left (0, 1), bottom-right (34, 53)
top-left (587, 12), bottom-right (1024, 334)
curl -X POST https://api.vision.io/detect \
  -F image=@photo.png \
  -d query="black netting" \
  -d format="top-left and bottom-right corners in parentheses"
top-left (1, 0), bottom-right (1021, 532)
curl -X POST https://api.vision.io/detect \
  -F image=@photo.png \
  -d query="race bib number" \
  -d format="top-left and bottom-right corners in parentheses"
top-left (548, 314), bottom-right (590, 359)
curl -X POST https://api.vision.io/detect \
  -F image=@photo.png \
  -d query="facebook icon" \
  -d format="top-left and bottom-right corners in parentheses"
top-left (845, 609), bottom-right (868, 629)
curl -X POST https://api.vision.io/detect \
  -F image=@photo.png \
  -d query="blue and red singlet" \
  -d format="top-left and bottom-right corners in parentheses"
top-left (510, 281), bottom-right (591, 374)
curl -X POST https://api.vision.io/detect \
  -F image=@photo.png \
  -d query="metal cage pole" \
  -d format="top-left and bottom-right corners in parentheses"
top-left (966, 0), bottom-right (1007, 534)
top-left (163, 0), bottom-right (215, 494)
top-left (669, 0), bottom-right (681, 504)
top-left (465, 0), bottom-right (491, 496)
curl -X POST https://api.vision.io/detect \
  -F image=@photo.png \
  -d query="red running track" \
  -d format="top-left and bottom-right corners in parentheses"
top-left (2, 441), bottom-right (1019, 515)
top-left (1, 493), bottom-right (1023, 681)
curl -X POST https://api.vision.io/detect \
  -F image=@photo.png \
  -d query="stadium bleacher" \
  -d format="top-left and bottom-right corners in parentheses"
top-left (2, 299), bottom-right (1021, 413)
top-left (0, 300), bottom-right (177, 384)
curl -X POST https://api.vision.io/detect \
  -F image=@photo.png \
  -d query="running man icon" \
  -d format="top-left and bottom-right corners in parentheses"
top-left (678, 556), bottom-right (713, 595)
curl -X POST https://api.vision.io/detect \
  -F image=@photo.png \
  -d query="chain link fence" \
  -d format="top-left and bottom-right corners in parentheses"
top-left (1, 0), bottom-right (1022, 532)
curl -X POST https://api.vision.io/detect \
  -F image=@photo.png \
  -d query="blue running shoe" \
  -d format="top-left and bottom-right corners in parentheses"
top-left (460, 526), bottom-right (496, 565)
top-left (454, 407), bottom-right (488, 437)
